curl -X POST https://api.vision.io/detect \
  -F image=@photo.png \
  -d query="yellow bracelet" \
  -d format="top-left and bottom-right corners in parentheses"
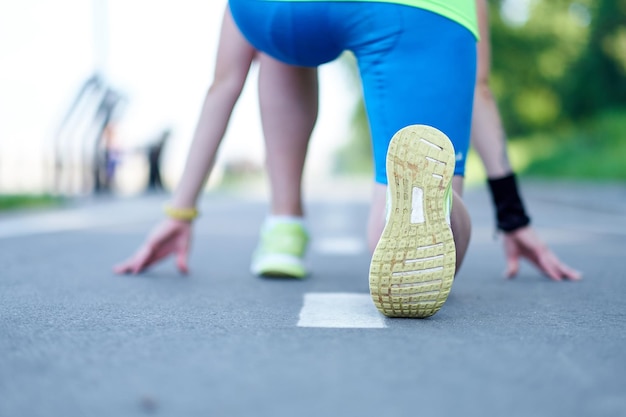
top-left (164, 205), bottom-right (199, 221)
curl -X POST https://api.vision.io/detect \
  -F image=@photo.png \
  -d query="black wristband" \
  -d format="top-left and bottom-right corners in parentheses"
top-left (487, 173), bottom-right (531, 232)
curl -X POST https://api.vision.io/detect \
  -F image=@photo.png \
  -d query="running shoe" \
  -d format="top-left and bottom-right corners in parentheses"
top-left (251, 220), bottom-right (309, 278)
top-left (369, 125), bottom-right (456, 318)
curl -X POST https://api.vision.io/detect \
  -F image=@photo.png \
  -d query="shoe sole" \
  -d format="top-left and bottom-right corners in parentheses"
top-left (369, 125), bottom-right (456, 318)
top-left (251, 254), bottom-right (307, 279)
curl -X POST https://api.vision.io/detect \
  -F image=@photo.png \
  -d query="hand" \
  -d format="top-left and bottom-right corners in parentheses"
top-left (501, 226), bottom-right (582, 281)
top-left (114, 218), bottom-right (192, 275)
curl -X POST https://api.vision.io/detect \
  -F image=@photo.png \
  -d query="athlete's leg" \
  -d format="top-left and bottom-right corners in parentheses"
top-left (344, 4), bottom-right (476, 317)
top-left (230, 0), bottom-right (342, 277)
top-left (249, 54), bottom-right (318, 278)
top-left (257, 54), bottom-right (318, 217)
top-left (450, 177), bottom-right (472, 272)
top-left (352, 6), bottom-right (476, 275)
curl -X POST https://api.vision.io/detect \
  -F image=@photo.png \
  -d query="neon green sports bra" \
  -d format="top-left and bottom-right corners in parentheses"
top-left (267, 0), bottom-right (478, 39)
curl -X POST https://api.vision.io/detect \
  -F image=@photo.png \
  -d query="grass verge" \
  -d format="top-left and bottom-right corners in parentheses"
top-left (464, 108), bottom-right (626, 186)
top-left (0, 194), bottom-right (64, 212)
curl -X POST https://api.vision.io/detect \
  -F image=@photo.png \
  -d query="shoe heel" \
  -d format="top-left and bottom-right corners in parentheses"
top-left (369, 125), bottom-right (456, 318)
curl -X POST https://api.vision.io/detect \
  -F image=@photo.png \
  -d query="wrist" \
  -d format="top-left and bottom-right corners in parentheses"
top-left (487, 173), bottom-right (531, 232)
top-left (163, 204), bottom-right (199, 222)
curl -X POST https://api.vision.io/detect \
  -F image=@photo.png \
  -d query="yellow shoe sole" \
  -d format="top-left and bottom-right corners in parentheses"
top-left (369, 125), bottom-right (456, 318)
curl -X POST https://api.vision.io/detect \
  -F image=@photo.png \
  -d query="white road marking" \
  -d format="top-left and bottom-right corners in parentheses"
top-left (297, 292), bottom-right (387, 328)
top-left (313, 237), bottom-right (365, 255)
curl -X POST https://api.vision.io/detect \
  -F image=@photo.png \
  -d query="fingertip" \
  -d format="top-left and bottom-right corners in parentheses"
top-left (177, 261), bottom-right (189, 275)
top-left (555, 265), bottom-right (582, 281)
top-left (545, 268), bottom-right (563, 281)
top-left (505, 263), bottom-right (518, 279)
top-left (176, 253), bottom-right (189, 275)
top-left (567, 271), bottom-right (583, 281)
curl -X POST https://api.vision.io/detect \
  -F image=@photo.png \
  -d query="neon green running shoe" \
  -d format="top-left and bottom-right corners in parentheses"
top-left (250, 221), bottom-right (309, 279)
top-left (369, 124), bottom-right (457, 318)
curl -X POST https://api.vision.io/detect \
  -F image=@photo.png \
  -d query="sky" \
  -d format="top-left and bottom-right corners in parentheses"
top-left (0, 0), bottom-right (357, 194)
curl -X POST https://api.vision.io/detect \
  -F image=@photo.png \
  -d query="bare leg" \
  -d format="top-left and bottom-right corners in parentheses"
top-left (257, 54), bottom-right (318, 217)
top-left (250, 55), bottom-right (318, 278)
top-left (367, 175), bottom-right (471, 275)
top-left (450, 176), bottom-right (471, 273)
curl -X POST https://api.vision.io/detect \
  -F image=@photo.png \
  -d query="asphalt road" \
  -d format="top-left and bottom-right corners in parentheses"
top-left (1, 181), bottom-right (625, 417)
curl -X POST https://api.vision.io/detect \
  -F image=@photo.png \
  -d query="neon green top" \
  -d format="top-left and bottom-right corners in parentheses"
top-left (270, 0), bottom-right (478, 39)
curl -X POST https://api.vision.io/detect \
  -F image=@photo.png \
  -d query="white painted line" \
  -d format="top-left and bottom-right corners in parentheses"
top-left (313, 237), bottom-right (365, 255)
top-left (297, 292), bottom-right (387, 328)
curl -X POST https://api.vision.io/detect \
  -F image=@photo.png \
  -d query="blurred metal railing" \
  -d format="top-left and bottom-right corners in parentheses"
top-left (50, 74), bottom-right (125, 196)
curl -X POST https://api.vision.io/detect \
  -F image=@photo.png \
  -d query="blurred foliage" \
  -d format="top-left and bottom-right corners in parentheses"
top-left (336, 0), bottom-right (626, 179)
top-left (333, 52), bottom-right (374, 175)
top-left (490, 0), bottom-right (626, 135)
top-left (523, 107), bottom-right (626, 179)
top-left (465, 107), bottom-right (626, 183)
top-left (0, 195), bottom-right (64, 212)
top-left (334, 97), bottom-right (373, 175)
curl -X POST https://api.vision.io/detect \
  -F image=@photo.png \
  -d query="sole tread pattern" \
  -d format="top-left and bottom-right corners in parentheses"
top-left (369, 125), bottom-right (456, 318)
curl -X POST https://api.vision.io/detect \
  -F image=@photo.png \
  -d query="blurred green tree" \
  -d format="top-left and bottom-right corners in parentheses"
top-left (489, 0), bottom-right (593, 135)
top-left (560, 0), bottom-right (626, 119)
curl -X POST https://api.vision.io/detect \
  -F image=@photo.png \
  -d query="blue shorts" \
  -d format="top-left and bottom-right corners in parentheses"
top-left (229, 0), bottom-right (477, 183)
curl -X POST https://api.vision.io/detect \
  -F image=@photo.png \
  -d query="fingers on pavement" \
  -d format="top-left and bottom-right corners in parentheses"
top-left (505, 255), bottom-right (520, 279)
top-left (113, 246), bottom-right (154, 275)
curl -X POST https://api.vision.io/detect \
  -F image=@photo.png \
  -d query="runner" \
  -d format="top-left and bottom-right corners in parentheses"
top-left (115, 1), bottom-right (580, 320)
